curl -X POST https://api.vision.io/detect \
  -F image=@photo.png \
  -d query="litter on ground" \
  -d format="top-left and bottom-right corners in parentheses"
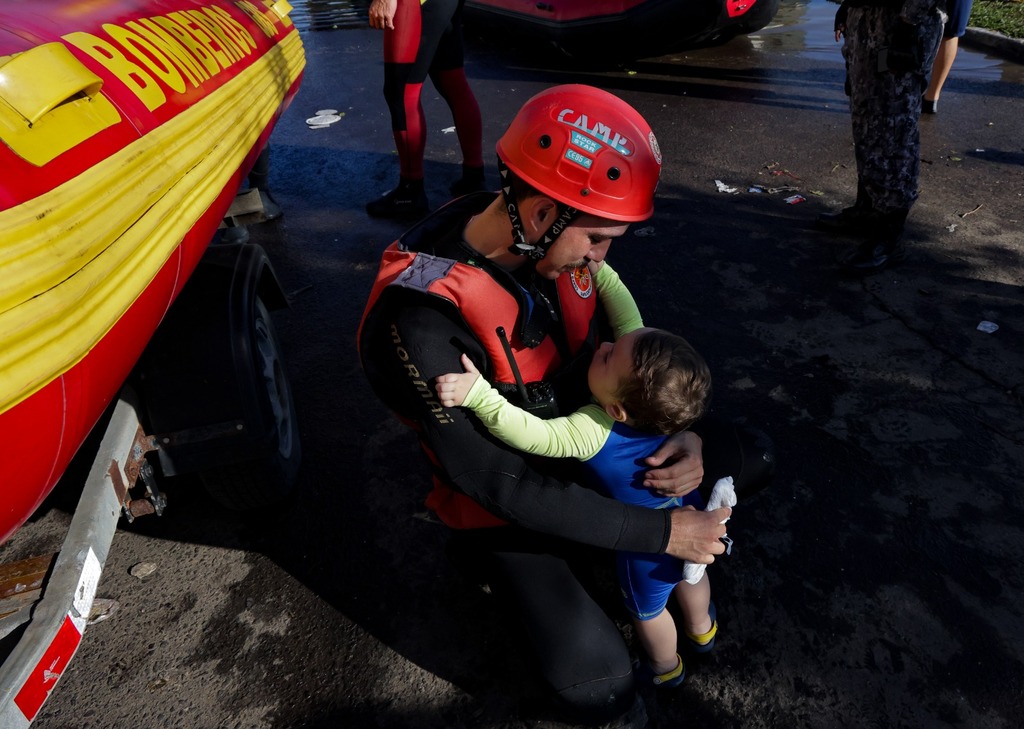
top-left (306, 111), bottom-right (343, 128)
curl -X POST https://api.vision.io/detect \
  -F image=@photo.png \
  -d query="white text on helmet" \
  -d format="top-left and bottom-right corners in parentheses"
top-left (557, 109), bottom-right (633, 156)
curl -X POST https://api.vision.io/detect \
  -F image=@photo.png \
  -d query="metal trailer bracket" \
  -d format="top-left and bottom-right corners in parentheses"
top-left (0, 392), bottom-right (141, 727)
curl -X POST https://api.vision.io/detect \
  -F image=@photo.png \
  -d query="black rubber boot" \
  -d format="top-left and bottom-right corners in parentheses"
top-left (219, 225), bottom-right (249, 244)
top-left (247, 148), bottom-right (282, 221)
top-left (449, 165), bottom-right (487, 197)
top-left (257, 190), bottom-right (283, 221)
top-left (816, 206), bottom-right (875, 233)
top-left (839, 209), bottom-right (909, 275)
top-left (366, 178), bottom-right (429, 219)
top-left (816, 182), bottom-right (874, 233)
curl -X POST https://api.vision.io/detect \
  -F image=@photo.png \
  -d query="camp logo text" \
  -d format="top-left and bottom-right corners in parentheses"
top-left (557, 109), bottom-right (633, 157)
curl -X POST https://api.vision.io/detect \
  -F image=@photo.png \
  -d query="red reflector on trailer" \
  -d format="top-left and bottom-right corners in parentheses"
top-left (14, 615), bottom-right (82, 721)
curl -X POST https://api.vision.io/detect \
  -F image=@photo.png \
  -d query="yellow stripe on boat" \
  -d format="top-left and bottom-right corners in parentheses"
top-left (0, 30), bottom-right (304, 415)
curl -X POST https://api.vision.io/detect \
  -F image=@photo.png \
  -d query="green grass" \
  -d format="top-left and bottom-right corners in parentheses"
top-left (971, 0), bottom-right (1024, 40)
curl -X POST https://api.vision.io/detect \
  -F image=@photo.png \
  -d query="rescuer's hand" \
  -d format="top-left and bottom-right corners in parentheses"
top-left (665, 506), bottom-right (731, 563)
top-left (643, 429), bottom-right (704, 497)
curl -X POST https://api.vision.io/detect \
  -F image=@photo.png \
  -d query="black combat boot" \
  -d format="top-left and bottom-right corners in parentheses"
top-left (816, 182), bottom-right (874, 233)
top-left (449, 165), bottom-right (487, 197)
top-left (366, 178), bottom-right (429, 219)
top-left (839, 208), bottom-right (909, 275)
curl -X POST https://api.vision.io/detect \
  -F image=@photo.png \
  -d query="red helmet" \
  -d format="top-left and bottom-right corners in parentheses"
top-left (496, 84), bottom-right (662, 222)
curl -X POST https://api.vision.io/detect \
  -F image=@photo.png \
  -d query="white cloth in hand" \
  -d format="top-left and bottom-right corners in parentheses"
top-left (682, 476), bottom-right (737, 585)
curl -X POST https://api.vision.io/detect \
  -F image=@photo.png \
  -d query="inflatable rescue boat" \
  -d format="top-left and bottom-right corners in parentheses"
top-left (1, 1), bottom-right (304, 724)
top-left (0, 0), bottom-right (305, 545)
top-left (465, 0), bottom-right (781, 59)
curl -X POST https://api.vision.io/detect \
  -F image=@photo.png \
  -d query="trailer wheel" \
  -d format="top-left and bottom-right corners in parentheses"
top-left (200, 297), bottom-right (301, 510)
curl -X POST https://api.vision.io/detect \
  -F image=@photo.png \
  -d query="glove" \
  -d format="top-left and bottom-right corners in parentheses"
top-left (886, 21), bottom-right (924, 74)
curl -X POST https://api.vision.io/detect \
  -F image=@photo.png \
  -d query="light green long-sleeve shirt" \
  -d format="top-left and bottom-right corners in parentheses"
top-left (592, 262), bottom-right (644, 340)
top-left (464, 380), bottom-right (612, 460)
top-left (461, 262), bottom-right (642, 462)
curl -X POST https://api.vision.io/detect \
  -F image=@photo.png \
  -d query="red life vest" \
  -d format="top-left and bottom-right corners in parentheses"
top-left (359, 241), bottom-right (599, 528)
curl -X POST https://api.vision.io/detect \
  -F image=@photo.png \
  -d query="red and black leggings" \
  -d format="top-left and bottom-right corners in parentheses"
top-left (382, 0), bottom-right (483, 180)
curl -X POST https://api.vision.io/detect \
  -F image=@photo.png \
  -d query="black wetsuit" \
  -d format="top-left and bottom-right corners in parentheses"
top-left (359, 194), bottom-right (774, 723)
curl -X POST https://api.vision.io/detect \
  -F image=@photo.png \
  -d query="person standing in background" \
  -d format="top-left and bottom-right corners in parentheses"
top-left (923, 0), bottom-right (973, 113)
top-left (818, 0), bottom-right (945, 275)
top-left (366, 0), bottom-right (485, 220)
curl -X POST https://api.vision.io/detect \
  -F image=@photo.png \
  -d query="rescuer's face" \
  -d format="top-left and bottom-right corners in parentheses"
top-left (533, 216), bottom-right (627, 280)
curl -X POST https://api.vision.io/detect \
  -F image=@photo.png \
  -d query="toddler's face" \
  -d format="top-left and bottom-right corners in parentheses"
top-left (587, 328), bottom-right (651, 410)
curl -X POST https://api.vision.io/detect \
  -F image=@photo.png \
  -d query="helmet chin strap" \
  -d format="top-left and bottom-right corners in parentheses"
top-left (498, 157), bottom-right (580, 261)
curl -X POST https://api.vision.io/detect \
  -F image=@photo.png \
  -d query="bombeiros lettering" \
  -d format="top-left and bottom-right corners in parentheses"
top-left (60, 3), bottom-right (282, 113)
top-left (235, 0), bottom-right (291, 38)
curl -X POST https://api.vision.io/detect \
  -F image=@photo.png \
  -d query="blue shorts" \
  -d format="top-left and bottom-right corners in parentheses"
top-left (617, 489), bottom-right (704, 620)
top-left (944, 0), bottom-right (973, 38)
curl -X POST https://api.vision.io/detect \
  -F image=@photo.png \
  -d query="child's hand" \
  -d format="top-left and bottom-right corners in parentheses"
top-left (587, 260), bottom-right (604, 275)
top-left (435, 353), bottom-right (481, 408)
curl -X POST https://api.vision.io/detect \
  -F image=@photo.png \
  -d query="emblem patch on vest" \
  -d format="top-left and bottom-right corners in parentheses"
top-left (570, 266), bottom-right (594, 299)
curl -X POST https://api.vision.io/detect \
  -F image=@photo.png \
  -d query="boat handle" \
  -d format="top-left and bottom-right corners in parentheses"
top-left (0, 42), bottom-right (103, 127)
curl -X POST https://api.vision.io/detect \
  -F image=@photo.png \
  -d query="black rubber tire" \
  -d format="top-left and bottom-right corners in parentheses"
top-left (200, 298), bottom-right (301, 510)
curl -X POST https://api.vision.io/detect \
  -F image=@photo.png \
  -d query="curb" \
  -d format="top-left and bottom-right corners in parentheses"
top-left (963, 26), bottom-right (1024, 63)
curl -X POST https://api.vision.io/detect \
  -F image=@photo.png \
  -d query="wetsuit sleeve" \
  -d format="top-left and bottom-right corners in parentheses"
top-left (360, 292), bottom-right (670, 554)
top-left (462, 378), bottom-right (612, 461)
top-left (593, 263), bottom-right (643, 338)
